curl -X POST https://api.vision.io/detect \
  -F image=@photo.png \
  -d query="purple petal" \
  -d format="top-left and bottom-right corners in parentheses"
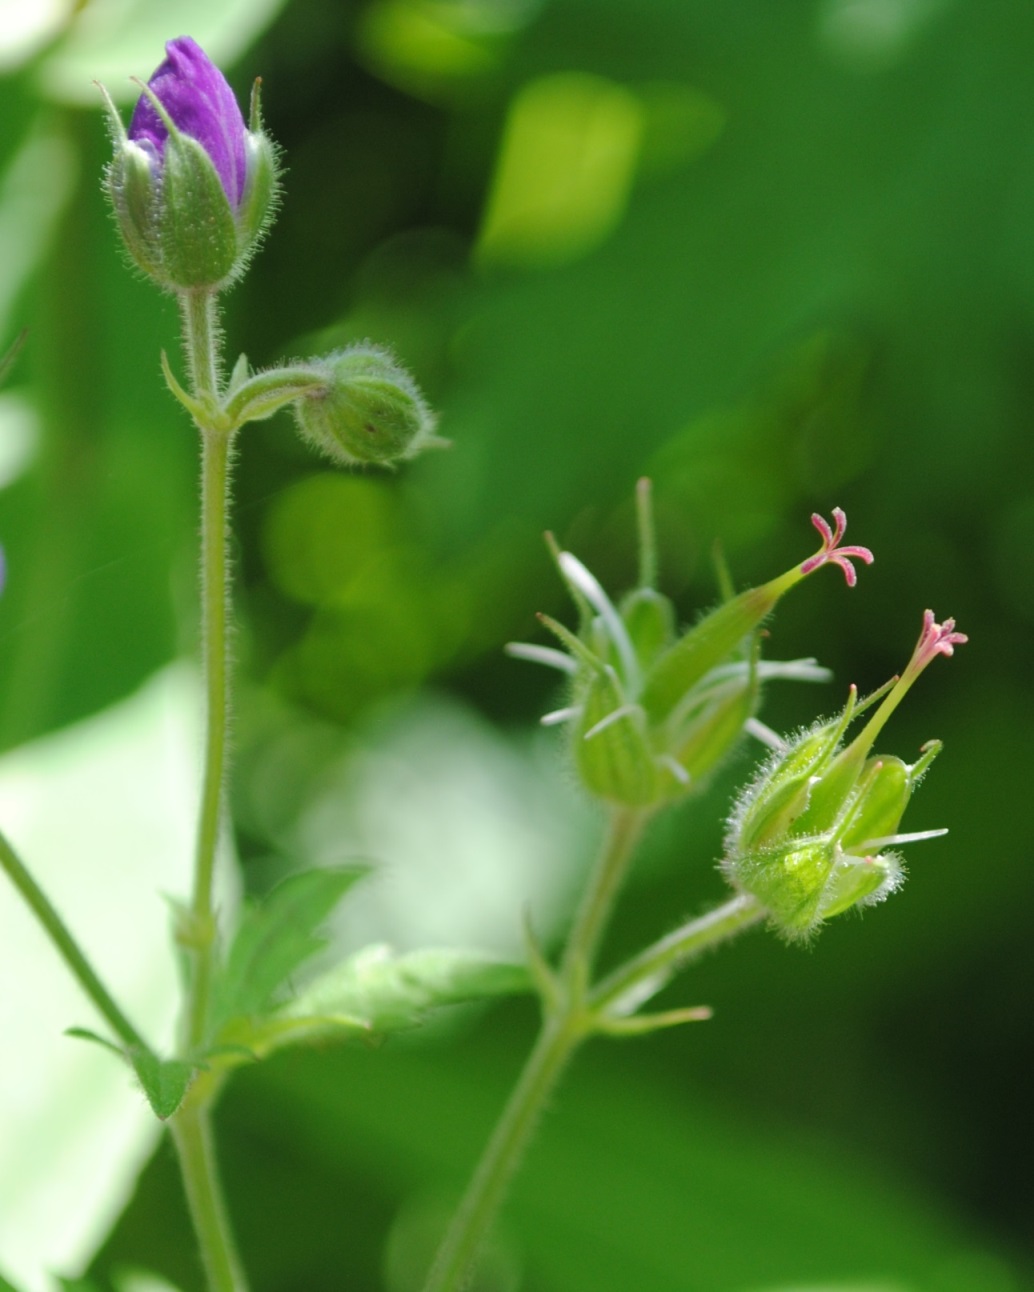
top-left (128, 36), bottom-right (247, 206)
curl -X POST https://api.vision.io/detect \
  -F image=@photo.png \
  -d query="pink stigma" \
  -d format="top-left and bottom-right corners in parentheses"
top-left (799, 507), bottom-right (875, 587)
top-left (914, 610), bottom-right (968, 667)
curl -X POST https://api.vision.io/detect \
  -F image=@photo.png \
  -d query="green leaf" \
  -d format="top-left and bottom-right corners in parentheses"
top-left (213, 866), bottom-right (369, 1029)
top-left (226, 945), bottom-right (530, 1060)
top-left (0, 1272), bottom-right (28, 1292)
top-left (128, 1049), bottom-right (195, 1122)
top-left (291, 945), bottom-right (530, 1032)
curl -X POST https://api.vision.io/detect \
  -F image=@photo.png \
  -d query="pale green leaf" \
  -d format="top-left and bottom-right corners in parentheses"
top-left (281, 944), bottom-right (530, 1036)
top-left (213, 866), bottom-right (368, 1029)
top-left (219, 945), bottom-right (530, 1061)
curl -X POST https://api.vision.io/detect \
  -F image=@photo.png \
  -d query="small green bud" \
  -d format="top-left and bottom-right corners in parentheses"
top-left (723, 611), bottom-right (965, 940)
top-left (291, 345), bottom-right (441, 468)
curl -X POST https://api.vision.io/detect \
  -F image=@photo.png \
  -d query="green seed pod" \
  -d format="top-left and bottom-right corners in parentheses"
top-left (293, 345), bottom-right (440, 468)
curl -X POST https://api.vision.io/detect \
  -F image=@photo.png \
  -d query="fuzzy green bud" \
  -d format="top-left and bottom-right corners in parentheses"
top-left (722, 611), bottom-right (965, 940)
top-left (291, 345), bottom-right (441, 468)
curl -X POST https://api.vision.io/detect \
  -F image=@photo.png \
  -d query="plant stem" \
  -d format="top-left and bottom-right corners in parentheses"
top-left (185, 423), bottom-right (233, 1050)
top-left (171, 1082), bottom-right (248, 1292)
top-left (423, 1017), bottom-right (579, 1292)
top-left (422, 806), bottom-right (648, 1292)
top-left (589, 893), bottom-right (765, 1016)
top-left (559, 805), bottom-right (648, 988)
top-left (171, 290), bottom-right (250, 1292)
top-left (179, 288), bottom-right (232, 1053)
top-left (0, 827), bottom-right (149, 1052)
top-left (182, 289), bottom-right (221, 400)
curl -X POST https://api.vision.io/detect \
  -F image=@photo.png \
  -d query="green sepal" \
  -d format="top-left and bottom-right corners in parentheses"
top-left (838, 756), bottom-right (911, 852)
top-left (237, 127), bottom-right (280, 259)
top-left (211, 865), bottom-right (369, 1034)
top-left (670, 649), bottom-right (760, 783)
top-left (160, 132), bottom-right (239, 289)
top-left (97, 82), bottom-right (163, 281)
top-left (731, 837), bottom-right (837, 939)
top-left (817, 851), bottom-right (902, 921)
top-left (640, 583), bottom-right (781, 722)
top-left (736, 698), bottom-right (856, 851)
top-left (538, 613), bottom-right (607, 672)
top-left (574, 672), bottom-right (659, 806)
top-left (107, 143), bottom-right (162, 280)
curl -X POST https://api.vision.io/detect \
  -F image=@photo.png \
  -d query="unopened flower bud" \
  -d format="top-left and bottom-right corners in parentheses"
top-left (101, 36), bottom-right (280, 292)
top-left (508, 486), bottom-right (868, 808)
top-left (292, 344), bottom-right (441, 468)
top-left (723, 611), bottom-right (965, 939)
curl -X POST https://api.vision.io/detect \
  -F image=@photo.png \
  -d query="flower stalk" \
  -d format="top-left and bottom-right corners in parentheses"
top-left (422, 805), bottom-right (650, 1292)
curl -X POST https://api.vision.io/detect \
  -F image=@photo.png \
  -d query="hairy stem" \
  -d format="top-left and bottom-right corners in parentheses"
top-left (182, 289), bottom-right (221, 400)
top-left (422, 1017), bottom-right (579, 1292)
top-left (184, 422), bottom-right (233, 1051)
top-left (422, 806), bottom-right (648, 1292)
top-left (0, 827), bottom-right (149, 1052)
top-left (590, 893), bottom-right (765, 1016)
top-left (172, 290), bottom-right (249, 1292)
top-left (171, 1081), bottom-right (248, 1292)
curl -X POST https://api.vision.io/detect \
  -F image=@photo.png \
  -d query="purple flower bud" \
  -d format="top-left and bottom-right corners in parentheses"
top-left (101, 37), bottom-right (280, 291)
top-left (129, 36), bottom-right (247, 206)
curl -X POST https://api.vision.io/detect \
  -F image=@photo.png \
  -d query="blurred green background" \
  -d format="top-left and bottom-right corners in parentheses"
top-left (0, 0), bottom-right (1031, 1289)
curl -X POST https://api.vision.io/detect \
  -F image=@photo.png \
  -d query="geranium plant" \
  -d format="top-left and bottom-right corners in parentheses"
top-left (0, 36), bottom-right (966, 1292)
